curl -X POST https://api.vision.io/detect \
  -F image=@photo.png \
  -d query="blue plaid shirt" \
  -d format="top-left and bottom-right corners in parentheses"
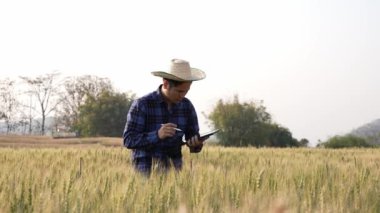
top-left (123, 85), bottom-right (202, 174)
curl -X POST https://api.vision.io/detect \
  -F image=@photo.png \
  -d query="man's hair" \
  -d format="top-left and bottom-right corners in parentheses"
top-left (164, 78), bottom-right (189, 88)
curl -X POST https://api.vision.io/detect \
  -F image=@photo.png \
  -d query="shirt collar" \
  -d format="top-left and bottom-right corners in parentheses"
top-left (154, 84), bottom-right (180, 107)
top-left (154, 84), bottom-right (165, 103)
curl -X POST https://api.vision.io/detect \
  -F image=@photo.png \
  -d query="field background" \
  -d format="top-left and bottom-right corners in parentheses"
top-left (1, 136), bottom-right (379, 212)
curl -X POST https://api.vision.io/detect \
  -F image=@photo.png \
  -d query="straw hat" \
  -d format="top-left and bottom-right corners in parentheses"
top-left (151, 59), bottom-right (206, 81)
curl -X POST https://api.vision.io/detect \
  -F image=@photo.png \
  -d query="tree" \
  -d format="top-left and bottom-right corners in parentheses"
top-left (20, 71), bottom-right (62, 135)
top-left (21, 91), bottom-right (38, 135)
top-left (268, 124), bottom-right (299, 147)
top-left (0, 78), bottom-right (19, 134)
top-left (76, 90), bottom-right (135, 137)
top-left (298, 138), bottom-right (309, 147)
top-left (208, 95), bottom-right (300, 147)
top-left (208, 95), bottom-right (272, 147)
top-left (57, 75), bottom-right (114, 132)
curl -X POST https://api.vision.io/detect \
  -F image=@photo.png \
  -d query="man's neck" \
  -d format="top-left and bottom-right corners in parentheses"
top-left (160, 86), bottom-right (173, 109)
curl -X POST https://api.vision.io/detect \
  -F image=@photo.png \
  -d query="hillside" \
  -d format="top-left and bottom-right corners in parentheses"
top-left (350, 118), bottom-right (380, 145)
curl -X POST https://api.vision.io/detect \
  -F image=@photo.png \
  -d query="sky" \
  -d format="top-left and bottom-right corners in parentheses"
top-left (1, 0), bottom-right (379, 146)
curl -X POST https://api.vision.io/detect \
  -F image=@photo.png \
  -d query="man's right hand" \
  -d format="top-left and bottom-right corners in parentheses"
top-left (158, 123), bottom-right (178, 140)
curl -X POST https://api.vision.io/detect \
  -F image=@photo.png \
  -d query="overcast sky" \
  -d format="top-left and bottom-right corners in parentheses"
top-left (1, 0), bottom-right (379, 146)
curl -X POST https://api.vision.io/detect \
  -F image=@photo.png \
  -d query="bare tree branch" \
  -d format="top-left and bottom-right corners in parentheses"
top-left (19, 71), bottom-right (62, 135)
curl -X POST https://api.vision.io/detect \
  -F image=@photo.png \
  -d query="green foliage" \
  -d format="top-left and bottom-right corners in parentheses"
top-left (58, 75), bottom-right (115, 132)
top-left (268, 124), bottom-right (299, 147)
top-left (298, 138), bottom-right (309, 147)
top-left (76, 91), bottom-right (135, 137)
top-left (208, 95), bottom-right (270, 147)
top-left (208, 95), bottom-right (299, 147)
top-left (321, 135), bottom-right (372, 148)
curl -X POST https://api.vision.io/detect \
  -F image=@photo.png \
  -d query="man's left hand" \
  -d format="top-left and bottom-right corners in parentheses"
top-left (186, 135), bottom-right (204, 153)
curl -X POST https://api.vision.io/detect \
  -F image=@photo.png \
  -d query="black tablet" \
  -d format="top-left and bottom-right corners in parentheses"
top-left (181, 129), bottom-right (220, 144)
top-left (199, 129), bottom-right (220, 140)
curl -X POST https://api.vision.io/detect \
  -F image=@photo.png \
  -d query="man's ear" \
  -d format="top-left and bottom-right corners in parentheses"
top-left (162, 79), bottom-right (170, 89)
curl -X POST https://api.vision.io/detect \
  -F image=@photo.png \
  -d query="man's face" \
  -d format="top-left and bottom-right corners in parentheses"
top-left (164, 81), bottom-right (192, 104)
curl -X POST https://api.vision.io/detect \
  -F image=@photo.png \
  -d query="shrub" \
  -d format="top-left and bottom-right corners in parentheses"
top-left (322, 135), bottom-right (372, 148)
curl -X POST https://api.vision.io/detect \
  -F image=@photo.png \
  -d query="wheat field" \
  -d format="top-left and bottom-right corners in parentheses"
top-left (0, 136), bottom-right (379, 212)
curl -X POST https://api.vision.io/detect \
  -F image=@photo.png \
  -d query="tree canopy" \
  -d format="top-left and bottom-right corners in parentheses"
top-left (57, 75), bottom-right (114, 132)
top-left (208, 95), bottom-right (300, 147)
top-left (76, 90), bottom-right (135, 137)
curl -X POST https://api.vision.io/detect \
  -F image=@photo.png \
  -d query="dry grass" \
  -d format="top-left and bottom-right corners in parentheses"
top-left (1, 136), bottom-right (380, 212)
top-left (0, 135), bottom-right (123, 148)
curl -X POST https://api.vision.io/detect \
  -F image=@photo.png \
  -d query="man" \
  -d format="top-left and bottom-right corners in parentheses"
top-left (123, 59), bottom-right (206, 176)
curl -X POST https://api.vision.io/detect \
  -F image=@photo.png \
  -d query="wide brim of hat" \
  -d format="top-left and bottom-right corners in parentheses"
top-left (151, 68), bottom-right (206, 81)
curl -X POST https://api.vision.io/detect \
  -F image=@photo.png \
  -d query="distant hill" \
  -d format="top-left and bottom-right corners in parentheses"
top-left (350, 119), bottom-right (380, 145)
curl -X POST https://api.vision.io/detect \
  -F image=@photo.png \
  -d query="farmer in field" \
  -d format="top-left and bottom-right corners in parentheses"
top-left (123, 59), bottom-right (206, 176)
